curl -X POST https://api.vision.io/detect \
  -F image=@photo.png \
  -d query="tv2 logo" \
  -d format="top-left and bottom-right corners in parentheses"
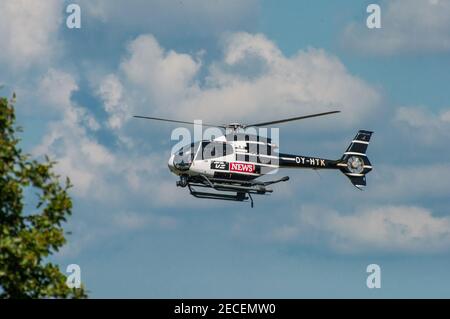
top-left (211, 161), bottom-right (228, 170)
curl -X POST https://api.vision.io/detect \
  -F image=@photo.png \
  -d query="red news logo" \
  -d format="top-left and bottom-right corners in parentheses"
top-left (230, 162), bottom-right (255, 173)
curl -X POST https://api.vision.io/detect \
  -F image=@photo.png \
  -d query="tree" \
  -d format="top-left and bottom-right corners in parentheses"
top-left (0, 95), bottom-right (87, 298)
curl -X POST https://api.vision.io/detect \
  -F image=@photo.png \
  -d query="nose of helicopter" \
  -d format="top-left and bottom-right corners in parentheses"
top-left (167, 154), bottom-right (176, 174)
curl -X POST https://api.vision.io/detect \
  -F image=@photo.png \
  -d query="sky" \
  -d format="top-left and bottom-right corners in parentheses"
top-left (1, 0), bottom-right (450, 298)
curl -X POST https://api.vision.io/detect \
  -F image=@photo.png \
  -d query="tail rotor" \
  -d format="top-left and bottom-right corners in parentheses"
top-left (338, 130), bottom-right (373, 189)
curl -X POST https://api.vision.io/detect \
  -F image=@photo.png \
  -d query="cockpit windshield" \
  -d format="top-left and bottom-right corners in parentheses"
top-left (173, 142), bottom-right (200, 171)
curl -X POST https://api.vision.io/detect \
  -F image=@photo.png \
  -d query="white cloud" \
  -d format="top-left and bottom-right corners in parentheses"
top-left (97, 74), bottom-right (130, 130)
top-left (34, 69), bottom-right (117, 199)
top-left (0, 0), bottom-right (62, 68)
top-left (395, 106), bottom-right (450, 145)
top-left (342, 0), bottom-right (450, 55)
top-left (223, 32), bottom-right (282, 66)
top-left (34, 113), bottom-right (114, 199)
top-left (355, 164), bottom-right (450, 202)
top-left (117, 32), bottom-right (380, 126)
top-left (120, 34), bottom-right (201, 107)
top-left (78, 0), bottom-right (258, 37)
top-left (38, 69), bottom-right (79, 110)
top-left (271, 205), bottom-right (450, 254)
top-left (34, 69), bottom-right (189, 206)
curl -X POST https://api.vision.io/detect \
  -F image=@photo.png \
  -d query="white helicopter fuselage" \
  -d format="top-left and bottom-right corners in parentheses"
top-left (168, 134), bottom-right (280, 181)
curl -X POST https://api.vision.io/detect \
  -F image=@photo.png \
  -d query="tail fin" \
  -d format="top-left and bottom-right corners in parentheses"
top-left (338, 130), bottom-right (373, 190)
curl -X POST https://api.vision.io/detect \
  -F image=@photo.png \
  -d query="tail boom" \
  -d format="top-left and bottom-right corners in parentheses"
top-left (277, 130), bottom-right (373, 189)
top-left (278, 154), bottom-right (339, 169)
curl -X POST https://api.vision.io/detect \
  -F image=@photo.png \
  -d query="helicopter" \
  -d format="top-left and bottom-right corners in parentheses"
top-left (134, 111), bottom-right (373, 207)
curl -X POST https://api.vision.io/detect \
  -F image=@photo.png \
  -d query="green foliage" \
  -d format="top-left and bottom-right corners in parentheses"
top-left (0, 95), bottom-right (87, 298)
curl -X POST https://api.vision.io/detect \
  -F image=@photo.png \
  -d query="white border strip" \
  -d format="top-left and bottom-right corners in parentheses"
top-left (352, 140), bottom-right (369, 145)
top-left (344, 152), bottom-right (366, 156)
top-left (345, 173), bottom-right (365, 177)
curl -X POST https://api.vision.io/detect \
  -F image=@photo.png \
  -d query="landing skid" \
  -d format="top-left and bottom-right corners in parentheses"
top-left (179, 174), bottom-right (289, 208)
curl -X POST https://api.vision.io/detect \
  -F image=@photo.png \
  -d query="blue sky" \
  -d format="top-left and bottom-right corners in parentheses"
top-left (1, 0), bottom-right (450, 298)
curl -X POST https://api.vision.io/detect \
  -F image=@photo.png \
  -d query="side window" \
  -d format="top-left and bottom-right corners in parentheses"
top-left (201, 142), bottom-right (211, 159)
top-left (202, 142), bottom-right (228, 159)
top-left (225, 144), bottom-right (234, 156)
top-left (258, 143), bottom-right (272, 156)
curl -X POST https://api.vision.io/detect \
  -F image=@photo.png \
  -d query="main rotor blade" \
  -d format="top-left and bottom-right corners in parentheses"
top-left (245, 110), bottom-right (341, 128)
top-left (133, 115), bottom-right (226, 128)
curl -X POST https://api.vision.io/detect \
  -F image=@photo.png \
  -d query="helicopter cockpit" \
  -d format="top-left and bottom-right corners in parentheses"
top-left (173, 142), bottom-right (199, 171)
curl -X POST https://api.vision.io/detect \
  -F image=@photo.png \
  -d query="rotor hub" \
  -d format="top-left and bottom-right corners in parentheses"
top-left (225, 123), bottom-right (245, 130)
